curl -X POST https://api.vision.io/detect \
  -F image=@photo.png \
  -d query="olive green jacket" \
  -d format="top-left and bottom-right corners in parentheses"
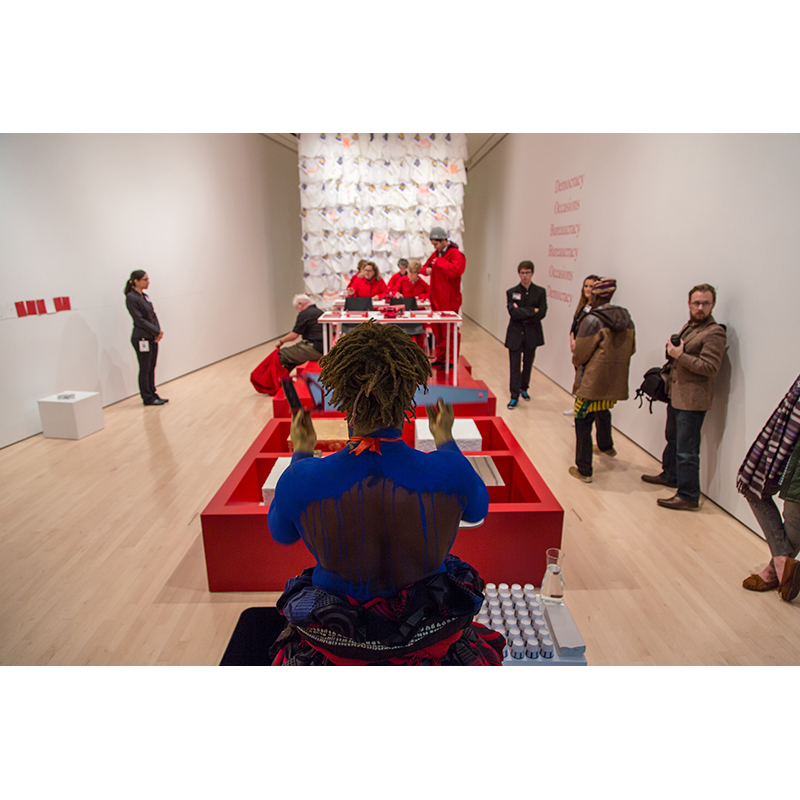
top-left (779, 442), bottom-right (800, 505)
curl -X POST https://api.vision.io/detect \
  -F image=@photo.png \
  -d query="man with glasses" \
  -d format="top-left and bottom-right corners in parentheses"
top-left (642, 284), bottom-right (727, 510)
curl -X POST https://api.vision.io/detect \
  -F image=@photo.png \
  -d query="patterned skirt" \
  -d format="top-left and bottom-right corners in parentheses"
top-left (269, 555), bottom-right (505, 666)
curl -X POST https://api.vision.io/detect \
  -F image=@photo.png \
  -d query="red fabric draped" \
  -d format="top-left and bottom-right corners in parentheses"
top-left (250, 349), bottom-right (290, 395)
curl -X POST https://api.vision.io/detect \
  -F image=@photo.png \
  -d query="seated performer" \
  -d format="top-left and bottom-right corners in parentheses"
top-left (387, 258), bottom-right (409, 295)
top-left (267, 320), bottom-right (504, 665)
top-left (347, 259), bottom-right (369, 292)
top-left (347, 261), bottom-right (388, 298)
top-left (275, 294), bottom-right (324, 372)
top-left (396, 259), bottom-right (429, 300)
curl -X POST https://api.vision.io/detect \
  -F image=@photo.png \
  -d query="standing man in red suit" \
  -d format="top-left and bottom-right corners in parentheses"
top-left (422, 226), bottom-right (466, 368)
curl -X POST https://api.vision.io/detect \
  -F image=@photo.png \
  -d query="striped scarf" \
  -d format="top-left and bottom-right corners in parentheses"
top-left (574, 397), bottom-right (616, 419)
top-left (737, 374), bottom-right (800, 499)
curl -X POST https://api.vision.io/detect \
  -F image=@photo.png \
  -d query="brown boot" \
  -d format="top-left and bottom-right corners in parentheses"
top-left (779, 558), bottom-right (800, 602)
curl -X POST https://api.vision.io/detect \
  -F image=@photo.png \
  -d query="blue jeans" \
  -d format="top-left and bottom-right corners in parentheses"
top-left (661, 404), bottom-right (706, 502)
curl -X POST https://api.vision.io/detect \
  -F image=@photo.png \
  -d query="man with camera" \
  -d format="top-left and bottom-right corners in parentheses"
top-left (642, 284), bottom-right (727, 510)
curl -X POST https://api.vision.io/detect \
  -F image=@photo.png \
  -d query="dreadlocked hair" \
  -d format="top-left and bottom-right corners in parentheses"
top-left (318, 319), bottom-right (433, 430)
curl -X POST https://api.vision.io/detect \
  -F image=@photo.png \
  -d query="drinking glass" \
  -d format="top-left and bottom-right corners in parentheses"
top-left (540, 547), bottom-right (565, 604)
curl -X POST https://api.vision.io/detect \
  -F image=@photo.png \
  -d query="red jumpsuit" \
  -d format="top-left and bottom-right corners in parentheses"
top-left (396, 275), bottom-right (429, 300)
top-left (422, 242), bottom-right (465, 364)
top-left (350, 275), bottom-right (388, 299)
top-left (387, 271), bottom-right (406, 295)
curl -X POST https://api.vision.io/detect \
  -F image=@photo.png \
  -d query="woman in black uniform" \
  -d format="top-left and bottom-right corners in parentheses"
top-left (125, 270), bottom-right (168, 406)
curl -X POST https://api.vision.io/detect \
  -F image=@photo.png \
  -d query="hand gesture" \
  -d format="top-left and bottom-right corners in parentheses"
top-left (290, 408), bottom-right (316, 454)
top-left (426, 398), bottom-right (454, 448)
top-left (666, 339), bottom-right (685, 360)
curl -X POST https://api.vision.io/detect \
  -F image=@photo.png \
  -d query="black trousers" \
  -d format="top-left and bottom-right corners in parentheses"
top-left (575, 409), bottom-right (614, 477)
top-left (132, 338), bottom-right (158, 404)
top-left (508, 346), bottom-right (537, 398)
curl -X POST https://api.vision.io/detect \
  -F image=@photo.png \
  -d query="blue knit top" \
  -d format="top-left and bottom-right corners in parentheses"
top-left (268, 426), bottom-right (489, 601)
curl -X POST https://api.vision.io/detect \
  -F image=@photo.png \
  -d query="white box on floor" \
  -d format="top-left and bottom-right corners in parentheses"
top-left (414, 418), bottom-right (482, 452)
top-left (37, 391), bottom-right (104, 440)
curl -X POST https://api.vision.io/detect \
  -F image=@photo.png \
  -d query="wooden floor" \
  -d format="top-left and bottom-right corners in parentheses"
top-left (1, 318), bottom-right (798, 666)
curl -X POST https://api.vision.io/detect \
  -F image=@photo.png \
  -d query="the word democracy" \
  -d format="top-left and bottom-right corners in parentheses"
top-left (555, 174), bottom-right (584, 193)
top-left (547, 285), bottom-right (573, 305)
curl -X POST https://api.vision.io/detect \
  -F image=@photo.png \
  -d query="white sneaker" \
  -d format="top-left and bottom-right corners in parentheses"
top-left (563, 409), bottom-right (574, 416)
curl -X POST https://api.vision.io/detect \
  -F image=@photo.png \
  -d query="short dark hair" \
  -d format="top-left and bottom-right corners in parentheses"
top-left (398, 259), bottom-right (409, 268)
top-left (689, 284), bottom-right (716, 303)
top-left (518, 260), bottom-right (534, 274)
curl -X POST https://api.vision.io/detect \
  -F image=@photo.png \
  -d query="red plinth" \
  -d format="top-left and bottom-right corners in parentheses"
top-left (201, 416), bottom-right (563, 592)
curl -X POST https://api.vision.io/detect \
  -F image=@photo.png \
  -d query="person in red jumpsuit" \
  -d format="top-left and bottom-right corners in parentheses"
top-left (348, 261), bottom-right (388, 299)
top-left (422, 226), bottom-right (465, 367)
top-left (396, 260), bottom-right (429, 300)
top-left (387, 258), bottom-right (409, 296)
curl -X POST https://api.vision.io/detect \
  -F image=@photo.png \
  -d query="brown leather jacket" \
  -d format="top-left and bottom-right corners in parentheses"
top-left (661, 315), bottom-right (726, 411)
top-left (572, 305), bottom-right (636, 401)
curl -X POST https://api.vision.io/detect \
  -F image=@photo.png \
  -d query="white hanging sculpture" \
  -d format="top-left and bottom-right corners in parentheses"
top-left (297, 133), bottom-right (468, 306)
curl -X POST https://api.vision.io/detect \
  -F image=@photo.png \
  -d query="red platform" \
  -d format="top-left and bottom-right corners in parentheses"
top-left (271, 356), bottom-right (497, 419)
top-left (201, 416), bottom-right (563, 591)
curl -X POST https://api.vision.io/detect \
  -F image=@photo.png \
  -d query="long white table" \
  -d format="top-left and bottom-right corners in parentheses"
top-left (318, 309), bottom-right (462, 384)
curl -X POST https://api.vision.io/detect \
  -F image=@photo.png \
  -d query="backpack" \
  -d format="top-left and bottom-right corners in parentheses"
top-left (635, 365), bottom-right (669, 413)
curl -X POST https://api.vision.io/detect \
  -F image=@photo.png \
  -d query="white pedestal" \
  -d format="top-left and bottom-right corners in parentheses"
top-left (414, 418), bottom-right (482, 452)
top-left (38, 391), bottom-right (104, 440)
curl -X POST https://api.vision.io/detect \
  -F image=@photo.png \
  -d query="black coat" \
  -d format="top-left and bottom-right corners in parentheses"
top-left (505, 282), bottom-right (547, 350)
top-left (126, 291), bottom-right (161, 340)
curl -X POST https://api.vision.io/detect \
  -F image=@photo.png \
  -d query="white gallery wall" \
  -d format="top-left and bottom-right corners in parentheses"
top-left (462, 133), bottom-right (800, 529)
top-left (0, 133), bottom-right (302, 449)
